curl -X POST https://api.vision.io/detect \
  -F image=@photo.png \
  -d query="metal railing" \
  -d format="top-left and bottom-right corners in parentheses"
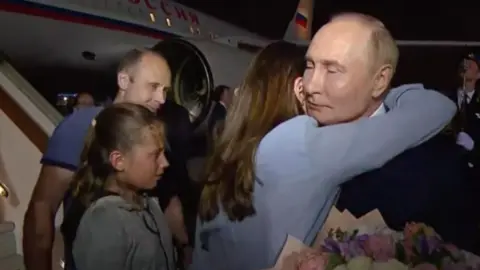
top-left (0, 52), bottom-right (62, 129)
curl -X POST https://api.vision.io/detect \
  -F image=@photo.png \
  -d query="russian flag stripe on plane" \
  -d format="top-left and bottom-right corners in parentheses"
top-left (295, 12), bottom-right (308, 28)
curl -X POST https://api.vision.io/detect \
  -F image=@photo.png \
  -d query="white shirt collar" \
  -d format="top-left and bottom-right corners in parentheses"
top-left (370, 103), bottom-right (386, 117)
top-left (457, 89), bottom-right (475, 106)
top-left (458, 88), bottom-right (475, 98)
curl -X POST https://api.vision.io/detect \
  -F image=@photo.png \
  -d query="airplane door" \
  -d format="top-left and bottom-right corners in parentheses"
top-left (153, 40), bottom-right (213, 127)
top-left (153, 38), bottom-right (254, 128)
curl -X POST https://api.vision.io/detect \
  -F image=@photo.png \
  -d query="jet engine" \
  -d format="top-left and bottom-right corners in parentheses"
top-left (153, 38), bottom-right (254, 126)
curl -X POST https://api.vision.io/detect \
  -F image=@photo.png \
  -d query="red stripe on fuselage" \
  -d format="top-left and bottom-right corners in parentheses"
top-left (0, 1), bottom-right (178, 40)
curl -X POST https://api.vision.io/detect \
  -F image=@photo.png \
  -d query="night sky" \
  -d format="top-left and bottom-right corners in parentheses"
top-left (178, 0), bottom-right (479, 90)
top-left (177, 0), bottom-right (477, 41)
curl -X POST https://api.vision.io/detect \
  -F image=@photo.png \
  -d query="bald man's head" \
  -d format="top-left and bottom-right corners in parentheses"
top-left (300, 13), bottom-right (398, 125)
top-left (329, 13), bottom-right (399, 74)
top-left (116, 48), bottom-right (171, 112)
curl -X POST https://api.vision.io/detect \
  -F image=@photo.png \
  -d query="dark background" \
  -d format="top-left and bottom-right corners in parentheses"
top-left (178, 0), bottom-right (477, 42)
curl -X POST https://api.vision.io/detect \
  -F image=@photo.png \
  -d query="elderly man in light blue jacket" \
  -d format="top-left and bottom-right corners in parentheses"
top-left (190, 13), bottom-right (457, 270)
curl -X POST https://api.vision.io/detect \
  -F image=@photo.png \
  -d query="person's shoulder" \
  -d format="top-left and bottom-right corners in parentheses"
top-left (256, 115), bottom-right (314, 172)
top-left (41, 106), bottom-right (103, 171)
top-left (259, 115), bottom-right (313, 149)
top-left (159, 101), bottom-right (191, 126)
top-left (82, 196), bottom-right (130, 225)
top-left (54, 106), bottom-right (103, 138)
top-left (74, 197), bottom-right (129, 253)
top-left (161, 100), bottom-right (189, 116)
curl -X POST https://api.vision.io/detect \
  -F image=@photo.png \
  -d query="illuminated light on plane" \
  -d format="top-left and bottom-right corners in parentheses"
top-left (0, 182), bottom-right (9, 198)
top-left (130, 0), bottom-right (200, 25)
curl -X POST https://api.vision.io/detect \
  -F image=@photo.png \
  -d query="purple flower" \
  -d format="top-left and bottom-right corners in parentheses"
top-left (416, 235), bottom-right (429, 254)
top-left (356, 234), bottom-right (369, 242)
top-left (337, 242), bottom-right (353, 260)
top-left (322, 237), bottom-right (341, 254)
top-left (425, 236), bottom-right (442, 254)
top-left (347, 240), bottom-right (367, 258)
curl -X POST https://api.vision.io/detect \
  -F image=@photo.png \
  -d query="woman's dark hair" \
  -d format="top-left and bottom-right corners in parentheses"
top-left (71, 103), bottom-right (165, 206)
top-left (198, 41), bottom-right (306, 222)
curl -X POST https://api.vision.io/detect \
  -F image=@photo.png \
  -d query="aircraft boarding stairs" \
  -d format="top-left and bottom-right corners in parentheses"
top-left (0, 54), bottom-right (64, 270)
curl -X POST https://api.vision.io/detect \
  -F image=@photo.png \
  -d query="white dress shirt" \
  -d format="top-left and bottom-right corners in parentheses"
top-left (457, 89), bottom-right (475, 107)
top-left (371, 103), bottom-right (386, 117)
top-left (456, 89), bottom-right (476, 153)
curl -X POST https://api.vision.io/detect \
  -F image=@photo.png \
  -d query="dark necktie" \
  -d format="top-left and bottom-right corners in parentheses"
top-left (459, 91), bottom-right (470, 131)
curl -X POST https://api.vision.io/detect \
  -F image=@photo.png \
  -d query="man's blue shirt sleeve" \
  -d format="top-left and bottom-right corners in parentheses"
top-left (41, 107), bottom-right (102, 171)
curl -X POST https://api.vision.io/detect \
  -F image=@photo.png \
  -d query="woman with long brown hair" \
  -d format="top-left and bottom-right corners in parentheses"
top-left (199, 41), bottom-right (305, 222)
top-left (192, 41), bottom-right (306, 269)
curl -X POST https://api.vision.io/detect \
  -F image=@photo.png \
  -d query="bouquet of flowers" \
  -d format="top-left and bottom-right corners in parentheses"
top-left (268, 208), bottom-right (480, 270)
top-left (297, 222), bottom-right (479, 270)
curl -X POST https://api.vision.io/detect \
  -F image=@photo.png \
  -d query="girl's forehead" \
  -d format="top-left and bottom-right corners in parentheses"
top-left (138, 125), bottom-right (164, 148)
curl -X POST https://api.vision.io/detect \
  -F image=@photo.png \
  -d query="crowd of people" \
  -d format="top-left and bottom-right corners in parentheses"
top-left (22, 12), bottom-right (480, 270)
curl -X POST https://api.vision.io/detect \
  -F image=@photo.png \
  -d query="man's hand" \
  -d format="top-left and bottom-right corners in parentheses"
top-left (23, 165), bottom-right (72, 270)
top-left (164, 196), bottom-right (188, 245)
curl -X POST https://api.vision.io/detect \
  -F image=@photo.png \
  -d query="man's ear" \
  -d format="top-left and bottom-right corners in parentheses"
top-left (372, 64), bottom-right (393, 98)
top-left (293, 77), bottom-right (306, 111)
top-left (117, 71), bottom-right (130, 91)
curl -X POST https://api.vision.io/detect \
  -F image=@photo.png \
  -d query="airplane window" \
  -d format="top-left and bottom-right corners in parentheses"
top-left (153, 39), bottom-right (213, 127)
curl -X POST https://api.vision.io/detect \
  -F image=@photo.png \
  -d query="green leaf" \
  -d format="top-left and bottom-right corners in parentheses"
top-left (325, 254), bottom-right (346, 270)
top-left (396, 243), bottom-right (406, 263)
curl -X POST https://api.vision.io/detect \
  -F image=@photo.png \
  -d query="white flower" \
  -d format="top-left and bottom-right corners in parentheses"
top-left (347, 256), bottom-right (372, 270)
top-left (372, 259), bottom-right (408, 270)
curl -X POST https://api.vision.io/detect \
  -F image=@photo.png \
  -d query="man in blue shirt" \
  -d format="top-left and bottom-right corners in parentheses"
top-left (23, 48), bottom-right (188, 270)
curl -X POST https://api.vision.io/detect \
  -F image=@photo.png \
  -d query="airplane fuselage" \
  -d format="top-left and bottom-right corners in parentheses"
top-left (0, 0), bottom-right (267, 68)
top-left (0, 0), bottom-right (271, 118)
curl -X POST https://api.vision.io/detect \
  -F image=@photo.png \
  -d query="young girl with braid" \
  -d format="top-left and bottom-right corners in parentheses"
top-left (62, 103), bottom-right (175, 270)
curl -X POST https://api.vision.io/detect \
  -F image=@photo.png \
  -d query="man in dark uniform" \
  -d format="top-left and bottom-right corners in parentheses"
top-left (443, 53), bottom-right (480, 225)
top-left (445, 53), bottom-right (480, 167)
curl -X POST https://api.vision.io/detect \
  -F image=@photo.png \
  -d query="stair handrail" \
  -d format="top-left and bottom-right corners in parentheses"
top-left (0, 52), bottom-right (62, 131)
